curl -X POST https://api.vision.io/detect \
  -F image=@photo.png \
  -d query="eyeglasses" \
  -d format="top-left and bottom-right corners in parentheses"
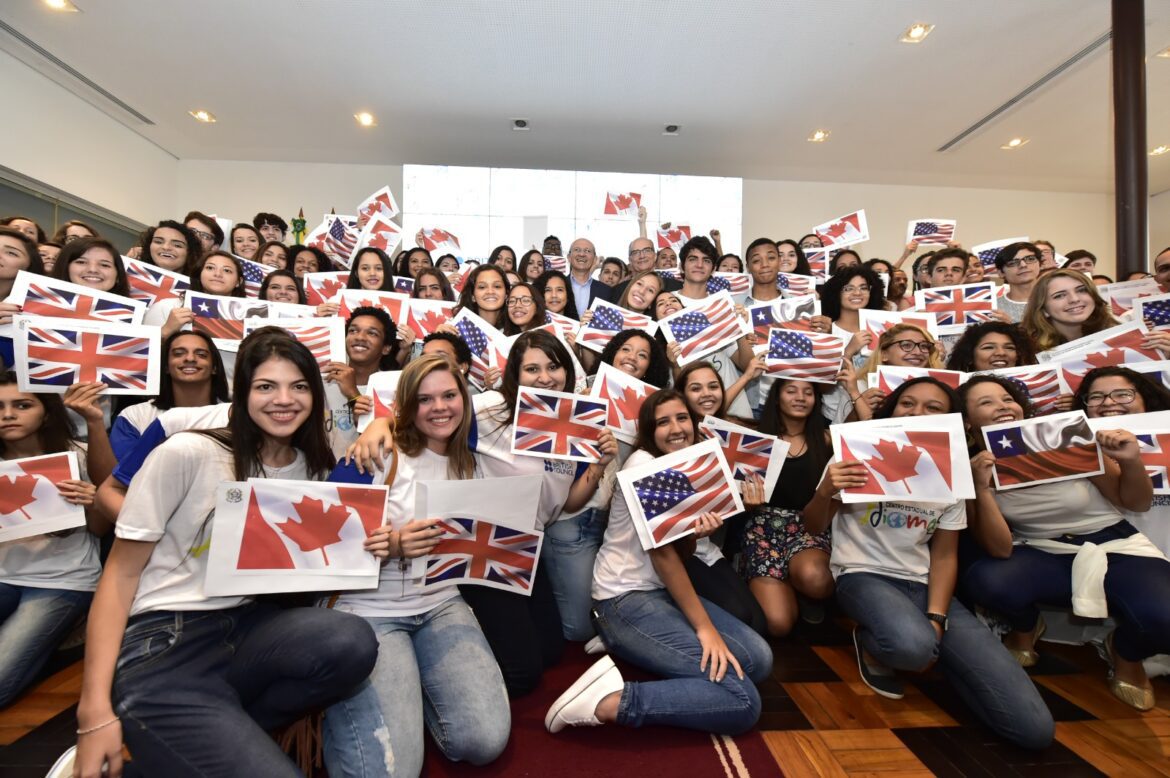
top-left (1083, 388), bottom-right (1136, 406)
top-left (190, 229), bottom-right (215, 242)
top-left (507, 296), bottom-right (534, 307)
top-left (843, 285), bottom-right (870, 294)
top-left (888, 339), bottom-right (934, 354)
top-left (62, 234), bottom-right (83, 244)
top-left (629, 247), bottom-right (655, 257)
top-left (1003, 255), bottom-right (1041, 269)
top-left (569, 248), bottom-right (595, 256)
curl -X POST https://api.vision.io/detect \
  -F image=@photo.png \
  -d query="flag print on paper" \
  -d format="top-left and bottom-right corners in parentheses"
top-left (1088, 411), bottom-right (1170, 494)
top-left (452, 308), bottom-right (508, 390)
top-left (512, 387), bottom-right (608, 463)
top-left (872, 366), bottom-right (967, 394)
top-left (185, 292), bottom-right (274, 348)
top-left (707, 273), bottom-right (751, 299)
top-left (907, 219), bottom-right (957, 247)
top-left (656, 225), bottom-right (691, 252)
top-left (1129, 360), bottom-right (1170, 392)
top-left (698, 416), bottom-right (789, 498)
top-left (240, 256), bottom-right (273, 298)
top-left (356, 370), bottom-right (401, 432)
top-left (15, 317), bottom-right (159, 395)
top-left (243, 318), bottom-right (344, 373)
top-left (805, 248), bottom-right (830, 280)
top-left (393, 275), bottom-right (414, 295)
top-left (660, 291), bottom-right (749, 366)
top-left (749, 295), bottom-right (819, 338)
top-left (1134, 292), bottom-right (1170, 332)
top-left (303, 271), bottom-right (350, 306)
top-left (914, 283), bottom-right (996, 333)
top-left (982, 411), bottom-right (1103, 490)
top-left (5, 271), bottom-right (145, 327)
top-left (859, 310), bottom-right (938, 354)
top-left (0, 452), bottom-right (84, 543)
top-left (356, 185), bottom-right (401, 227)
top-left (577, 300), bottom-right (657, 354)
top-left (813, 210), bottom-right (869, 248)
top-left (617, 439), bottom-right (742, 550)
top-left (655, 268), bottom-right (683, 284)
top-left (603, 191), bottom-right (641, 216)
top-left (421, 518), bottom-right (542, 594)
top-left (971, 238), bottom-right (1028, 271)
top-left (984, 365), bottom-right (1067, 416)
top-left (588, 362), bottom-right (656, 444)
top-left (335, 289), bottom-right (408, 326)
top-left (420, 228), bottom-right (461, 256)
top-left (776, 273), bottom-right (817, 297)
top-left (762, 327), bottom-right (845, 384)
top-left (542, 255), bottom-right (568, 274)
top-left (123, 258), bottom-right (190, 307)
top-left (544, 310), bottom-right (578, 341)
top-left (831, 414), bottom-right (974, 503)
top-left (352, 216), bottom-right (403, 263)
top-left (205, 480), bottom-right (386, 595)
top-left (308, 215), bottom-right (359, 266)
top-left (1098, 278), bottom-right (1161, 317)
top-left (1047, 323), bottom-right (1162, 392)
top-left (405, 299), bottom-right (455, 339)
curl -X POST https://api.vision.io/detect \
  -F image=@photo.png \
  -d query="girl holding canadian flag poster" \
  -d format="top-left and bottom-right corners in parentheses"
top-left (73, 329), bottom-right (377, 777)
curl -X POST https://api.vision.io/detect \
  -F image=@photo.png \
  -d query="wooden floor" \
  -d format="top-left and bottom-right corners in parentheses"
top-left (2, 617), bottom-right (1169, 776)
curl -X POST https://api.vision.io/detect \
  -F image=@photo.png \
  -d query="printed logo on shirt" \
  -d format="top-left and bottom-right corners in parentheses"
top-left (544, 459), bottom-right (577, 476)
top-left (858, 502), bottom-right (940, 533)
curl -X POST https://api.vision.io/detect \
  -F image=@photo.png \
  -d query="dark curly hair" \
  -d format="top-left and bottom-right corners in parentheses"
top-left (599, 329), bottom-right (671, 388)
top-left (945, 321), bottom-right (1036, 372)
top-left (819, 265), bottom-right (885, 320)
top-left (1074, 366), bottom-right (1170, 414)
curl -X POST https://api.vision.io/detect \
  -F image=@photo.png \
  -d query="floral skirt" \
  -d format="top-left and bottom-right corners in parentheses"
top-left (737, 506), bottom-right (831, 581)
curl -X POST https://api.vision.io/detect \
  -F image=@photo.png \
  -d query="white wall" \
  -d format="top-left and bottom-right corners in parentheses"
top-left (1151, 190), bottom-right (1170, 262)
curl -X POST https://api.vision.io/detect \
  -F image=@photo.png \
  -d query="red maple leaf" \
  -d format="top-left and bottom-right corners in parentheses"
top-left (368, 231), bottom-right (390, 250)
top-left (1083, 348), bottom-right (1127, 370)
top-left (308, 278), bottom-right (345, 306)
top-left (866, 438), bottom-right (922, 488)
top-left (0, 474), bottom-right (40, 520)
top-left (276, 496), bottom-right (351, 565)
top-left (667, 229), bottom-right (684, 243)
top-left (413, 310), bottom-right (447, 336)
top-left (615, 194), bottom-right (633, 210)
top-left (609, 382), bottom-right (648, 426)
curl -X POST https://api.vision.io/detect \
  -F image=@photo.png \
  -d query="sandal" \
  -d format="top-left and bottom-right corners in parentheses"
top-left (1005, 615), bottom-right (1046, 668)
top-left (1105, 631), bottom-right (1156, 712)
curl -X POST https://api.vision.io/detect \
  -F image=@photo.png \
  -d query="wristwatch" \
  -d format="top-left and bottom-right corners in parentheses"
top-left (926, 612), bottom-right (949, 632)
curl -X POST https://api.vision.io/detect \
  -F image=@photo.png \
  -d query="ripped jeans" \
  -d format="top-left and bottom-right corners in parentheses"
top-left (322, 597), bottom-right (510, 778)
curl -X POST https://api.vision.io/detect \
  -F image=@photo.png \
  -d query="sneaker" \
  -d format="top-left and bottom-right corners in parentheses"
top-left (853, 627), bottom-right (904, 700)
top-left (545, 655), bottom-right (625, 733)
top-left (584, 635), bottom-right (607, 655)
top-left (798, 595), bottom-right (825, 625)
top-left (45, 746), bottom-right (77, 778)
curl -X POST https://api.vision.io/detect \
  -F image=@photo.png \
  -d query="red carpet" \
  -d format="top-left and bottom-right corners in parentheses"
top-left (424, 644), bottom-right (778, 777)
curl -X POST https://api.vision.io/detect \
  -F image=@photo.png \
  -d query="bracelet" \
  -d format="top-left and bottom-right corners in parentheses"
top-left (77, 716), bottom-right (119, 736)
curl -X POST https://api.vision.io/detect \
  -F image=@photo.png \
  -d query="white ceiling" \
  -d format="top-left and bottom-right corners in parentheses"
top-left (3, 0), bottom-right (1170, 194)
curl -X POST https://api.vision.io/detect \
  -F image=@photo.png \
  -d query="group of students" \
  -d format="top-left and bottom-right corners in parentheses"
top-left (2, 208), bottom-right (1170, 777)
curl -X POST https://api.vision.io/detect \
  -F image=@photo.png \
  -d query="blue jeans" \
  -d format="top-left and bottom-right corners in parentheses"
top-left (112, 603), bottom-right (377, 777)
top-left (322, 598), bottom-right (510, 778)
top-left (0, 584), bottom-right (91, 707)
top-left (542, 508), bottom-right (607, 641)
top-left (593, 589), bottom-right (773, 735)
top-left (836, 572), bottom-right (1054, 750)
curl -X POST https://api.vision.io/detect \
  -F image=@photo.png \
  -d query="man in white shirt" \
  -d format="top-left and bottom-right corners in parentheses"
top-left (994, 242), bottom-right (1042, 323)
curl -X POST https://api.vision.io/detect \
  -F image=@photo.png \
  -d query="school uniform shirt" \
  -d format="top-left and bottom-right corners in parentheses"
top-left (117, 432), bottom-right (311, 616)
top-left (109, 401), bottom-right (161, 463)
top-left (0, 443), bottom-right (101, 592)
top-left (112, 403), bottom-right (232, 486)
top-left (829, 497), bottom-right (966, 584)
top-left (592, 449), bottom-right (665, 600)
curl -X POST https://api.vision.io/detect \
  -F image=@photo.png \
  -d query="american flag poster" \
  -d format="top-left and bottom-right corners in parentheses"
top-left (805, 248), bottom-right (830, 280)
top-left (243, 317), bottom-right (344, 373)
top-left (356, 185), bottom-right (401, 227)
top-left (303, 271), bottom-right (350, 306)
top-left (576, 299), bottom-right (658, 355)
top-left (776, 272), bottom-right (817, 298)
top-left (588, 362), bottom-right (657, 444)
top-left (205, 479), bottom-right (387, 595)
top-left (355, 370), bottom-right (402, 432)
top-left (406, 299), bottom-right (455, 339)
top-left (420, 227), bottom-right (461, 256)
top-left (980, 364), bottom-right (1068, 416)
top-left (1134, 291), bottom-right (1170, 332)
top-left (656, 225), bottom-right (692, 252)
top-left (1098, 278), bottom-right (1161, 317)
top-left (307, 215), bottom-right (359, 267)
top-left (749, 294), bottom-right (819, 339)
top-left (707, 272), bottom-right (752, 302)
top-left (617, 438), bottom-right (743, 551)
top-left (831, 414), bottom-right (974, 503)
top-left (698, 415), bottom-right (789, 497)
top-left (659, 291), bottom-right (750, 366)
top-left (1088, 411), bottom-right (1170, 494)
top-left (335, 289), bottom-right (409, 326)
top-left (3, 271), bottom-right (145, 333)
top-left (858, 309), bottom-right (939, 355)
top-left (914, 282), bottom-right (997, 334)
top-left (184, 292), bottom-right (277, 352)
top-left (0, 451), bottom-right (84, 543)
top-left (545, 310), bottom-right (578, 341)
top-left (411, 476), bottom-right (544, 595)
top-left (122, 257), bottom-right (190, 307)
top-left (1039, 322), bottom-right (1162, 392)
top-left (906, 219), bottom-right (957, 247)
top-left (813, 209), bottom-right (869, 248)
top-left (238, 256), bottom-right (273, 298)
top-left (511, 387), bottom-right (609, 463)
top-left (15, 316), bottom-right (160, 395)
top-left (982, 411), bottom-right (1104, 490)
top-left (603, 191), bottom-right (641, 216)
top-left (870, 366), bottom-right (967, 394)
top-left (971, 237), bottom-right (1028, 271)
top-left (760, 327), bottom-right (845, 384)
top-left (351, 215), bottom-right (403, 264)
top-left (542, 255), bottom-right (569, 274)
top-left (451, 308), bottom-right (508, 390)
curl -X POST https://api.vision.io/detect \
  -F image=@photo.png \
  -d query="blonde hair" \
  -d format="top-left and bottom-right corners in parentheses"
top-left (617, 270), bottom-right (664, 314)
top-left (393, 354), bottom-right (475, 480)
top-left (1022, 268), bottom-right (1117, 353)
top-left (859, 323), bottom-right (942, 383)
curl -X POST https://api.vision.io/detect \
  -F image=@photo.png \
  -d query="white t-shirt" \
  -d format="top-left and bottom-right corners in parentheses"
top-left (143, 298), bottom-right (181, 328)
top-left (592, 449), bottom-right (665, 600)
top-left (117, 433), bottom-right (311, 616)
top-left (1127, 497), bottom-right (1170, 556)
top-left (332, 448), bottom-right (461, 618)
top-left (324, 381), bottom-right (365, 461)
top-left (993, 479), bottom-right (1122, 540)
top-left (830, 497), bottom-right (966, 584)
top-left (0, 443), bottom-right (101, 592)
top-left (112, 403), bottom-right (233, 486)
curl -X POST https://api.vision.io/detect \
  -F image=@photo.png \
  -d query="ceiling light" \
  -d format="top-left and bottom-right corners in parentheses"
top-left (899, 23), bottom-right (934, 43)
top-left (354, 111), bottom-right (377, 127)
top-left (1001, 137), bottom-right (1029, 150)
top-left (662, 124), bottom-right (680, 136)
top-left (807, 129), bottom-right (830, 143)
top-left (45, 0), bottom-right (80, 11)
top-left (512, 118), bottom-right (530, 131)
top-left (1152, 145), bottom-right (1170, 156)
top-left (1156, 46), bottom-right (1170, 58)
top-left (188, 109), bottom-right (216, 124)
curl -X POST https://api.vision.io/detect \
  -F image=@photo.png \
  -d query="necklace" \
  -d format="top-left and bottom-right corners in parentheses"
top-left (779, 431), bottom-right (807, 457)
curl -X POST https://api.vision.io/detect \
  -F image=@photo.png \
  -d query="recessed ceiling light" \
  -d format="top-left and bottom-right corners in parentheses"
top-left (807, 129), bottom-right (830, 143)
top-left (1001, 137), bottom-right (1029, 150)
top-left (1156, 46), bottom-right (1170, 58)
top-left (899, 23), bottom-right (934, 43)
top-left (512, 118), bottom-right (530, 131)
top-left (1152, 145), bottom-right (1170, 156)
top-left (662, 124), bottom-right (680, 136)
top-left (354, 111), bottom-right (377, 127)
top-left (44, 0), bottom-right (80, 11)
top-left (188, 109), bottom-right (216, 124)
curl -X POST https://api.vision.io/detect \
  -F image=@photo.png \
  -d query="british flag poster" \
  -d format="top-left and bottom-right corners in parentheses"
top-left (698, 415), bottom-right (789, 498)
top-left (451, 308), bottom-right (508, 391)
top-left (123, 257), bottom-right (190, 307)
top-left (4, 271), bottom-right (145, 332)
top-left (659, 291), bottom-right (750, 366)
top-left (656, 225), bottom-right (691, 252)
top-left (981, 364), bottom-right (1068, 416)
top-left (982, 411), bottom-right (1103, 490)
top-left (0, 451), bottom-right (85, 543)
top-left (588, 362), bottom-right (657, 444)
top-left (812, 209), bottom-right (869, 248)
top-left (244, 317), bottom-right (344, 373)
top-left (906, 219), bottom-right (957, 247)
top-left (411, 476), bottom-right (543, 595)
top-left (603, 191), bottom-right (641, 216)
top-left (302, 271), bottom-right (350, 306)
top-left (1088, 411), bottom-right (1170, 494)
top-left (15, 316), bottom-right (160, 395)
top-left (749, 294), bottom-right (819, 339)
top-left (511, 387), bottom-right (609, 463)
top-left (576, 299), bottom-right (658, 355)
top-left (617, 438), bottom-right (743, 551)
top-left (356, 185), bottom-right (401, 227)
top-left (914, 282), bottom-right (997, 334)
top-left (205, 479), bottom-right (387, 595)
top-left (804, 248), bottom-right (830, 280)
top-left (355, 370), bottom-right (402, 432)
top-left (759, 327), bottom-right (845, 384)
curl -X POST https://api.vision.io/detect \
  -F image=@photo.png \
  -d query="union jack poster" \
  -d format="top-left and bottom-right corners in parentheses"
top-left (1134, 291), bottom-right (1170, 332)
top-left (303, 271), bottom-right (350, 306)
top-left (15, 316), bottom-right (160, 395)
top-left (406, 299), bottom-right (456, 339)
top-left (243, 317), bottom-right (344, 373)
top-left (659, 291), bottom-right (750, 366)
top-left (511, 387), bottom-right (609, 463)
top-left (813, 209), bottom-right (869, 248)
top-left (805, 248), bottom-right (830, 280)
top-left (760, 327), bottom-right (845, 384)
top-left (656, 225), bottom-right (691, 252)
top-left (982, 411), bottom-right (1103, 490)
top-left (980, 364), bottom-right (1068, 416)
top-left (451, 307), bottom-right (508, 390)
top-left (907, 219), bottom-right (957, 247)
top-left (617, 438), bottom-right (743, 550)
top-left (870, 366), bottom-right (967, 394)
top-left (588, 362), bottom-right (657, 444)
top-left (239, 256), bottom-right (272, 298)
top-left (356, 184), bottom-right (401, 227)
top-left (420, 227), bottom-right (461, 256)
top-left (411, 476), bottom-right (544, 595)
top-left (0, 451), bottom-right (85, 543)
top-left (351, 215), bottom-right (403, 264)
top-left (1088, 411), bottom-right (1170, 494)
top-left (603, 191), bottom-right (641, 216)
top-left (4, 271), bottom-right (145, 330)
top-left (971, 237), bottom-right (1028, 271)
top-left (355, 369), bottom-right (401, 432)
top-left (858, 309), bottom-right (939, 355)
top-left (698, 415), bottom-right (789, 498)
top-left (205, 479), bottom-right (387, 595)
top-left (914, 282), bottom-right (997, 334)
top-left (749, 294), bottom-right (819, 339)
top-left (776, 272), bottom-right (817, 297)
top-left (122, 257), bottom-right (190, 307)
top-left (576, 299), bottom-right (658, 355)
top-left (335, 289), bottom-right (408, 326)
top-left (707, 272), bottom-right (751, 301)
top-left (831, 414), bottom-right (974, 503)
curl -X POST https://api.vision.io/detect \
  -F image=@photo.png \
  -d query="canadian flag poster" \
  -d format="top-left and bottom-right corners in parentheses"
top-left (0, 451), bottom-right (85, 543)
top-left (588, 362), bottom-right (657, 444)
top-left (205, 479), bottom-right (387, 595)
top-left (813, 210), bottom-right (869, 248)
top-left (356, 370), bottom-right (402, 432)
top-left (603, 191), bottom-right (641, 216)
top-left (302, 271), bottom-right (350, 306)
top-left (656, 225), bottom-right (691, 252)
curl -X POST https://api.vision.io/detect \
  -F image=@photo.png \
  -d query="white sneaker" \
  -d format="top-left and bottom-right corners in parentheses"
top-left (584, 635), bottom-right (607, 655)
top-left (545, 655), bottom-right (624, 733)
top-left (45, 746), bottom-right (77, 778)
